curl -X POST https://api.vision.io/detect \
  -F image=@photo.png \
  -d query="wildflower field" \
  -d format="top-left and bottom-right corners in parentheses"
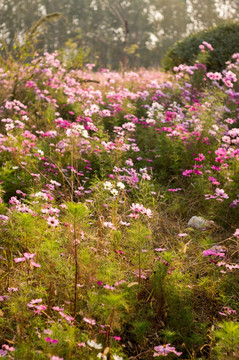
top-left (0, 49), bottom-right (238, 359)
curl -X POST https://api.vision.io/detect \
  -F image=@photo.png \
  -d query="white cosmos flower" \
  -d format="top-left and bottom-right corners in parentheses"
top-left (103, 181), bottom-right (113, 190)
top-left (113, 355), bottom-right (123, 360)
top-left (87, 340), bottom-right (103, 350)
top-left (37, 149), bottom-right (44, 156)
top-left (110, 189), bottom-right (118, 196)
top-left (97, 353), bottom-right (107, 360)
top-left (117, 182), bottom-right (125, 189)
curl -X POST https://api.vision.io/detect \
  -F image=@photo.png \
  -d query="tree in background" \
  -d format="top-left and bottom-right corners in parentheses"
top-left (0, 0), bottom-right (237, 69)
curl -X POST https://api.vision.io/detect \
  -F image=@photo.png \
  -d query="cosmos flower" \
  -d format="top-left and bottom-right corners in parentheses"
top-left (234, 229), bottom-right (239, 238)
top-left (44, 337), bottom-right (58, 344)
top-left (47, 216), bottom-right (59, 227)
top-left (83, 317), bottom-right (96, 325)
top-left (154, 344), bottom-right (182, 357)
top-left (14, 253), bottom-right (41, 268)
top-left (103, 222), bottom-right (116, 230)
top-left (113, 355), bottom-right (123, 360)
top-left (87, 340), bottom-right (103, 349)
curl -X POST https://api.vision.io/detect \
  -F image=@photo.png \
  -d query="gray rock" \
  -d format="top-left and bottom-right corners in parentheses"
top-left (187, 216), bottom-right (215, 230)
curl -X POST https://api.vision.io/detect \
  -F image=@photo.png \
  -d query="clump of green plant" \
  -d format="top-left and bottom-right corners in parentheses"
top-left (213, 321), bottom-right (239, 359)
top-left (164, 21), bottom-right (239, 72)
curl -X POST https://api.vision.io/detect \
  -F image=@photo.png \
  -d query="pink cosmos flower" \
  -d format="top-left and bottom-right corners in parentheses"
top-left (154, 344), bottom-right (182, 357)
top-left (129, 213), bottom-right (139, 219)
top-left (130, 203), bottom-right (144, 213)
top-left (85, 63), bottom-right (95, 70)
top-left (207, 72), bottom-right (222, 81)
top-left (218, 306), bottom-right (237, 317)
top-left (208, 176), bottom-right (220, 185)
top-left (83, 317), bottom-right (96, 325)
top-left (24, 253), bottom-right (36, 259)
top-left (52, 306), bottom-right (64, 311)
top-left (50, 180), bottom-right (61, 187)
top-left (47, 216), bottom-right (59, 227)
top-left (103, 222), bottom-right (116, 230)
top-left (8, 287), bottom-right (18, 292)
top-left (234, 229), bottom-right (239, 238)
top-left (14, 253), bottom-right (41, 267)
top-left (101, 109), bottom-right (111, 117)
top-left (215, 188), bottom-right (229, 199)
top-left (182, 169), bottom-right (192, 177)
top-left (202, 41), bottom-right (213, 51)
top-left (9, 196), bottom-right (20, 205)
top-left (0, 215), bottom-right (9, 221)
top-left (126, 158), bottom-right (134, 166)
top-left (117, 250), bottom-right (125, 255)
top-left (29, 298), bottom-right (42, 305)
top-left (77, 342), bottom-right (86, 347)
top-left (211, 165), bottom-right (220, 171)
top-left (34, 305), bottom-right (47, 312)
top-left (225, 118), bottom-right (236, 124)
top-left (113, 336), bottom-right (121, 341)
top-left (30, 260), bottom-right (41, 268)
top-left (0, 350), bottom-right (7, 357)
top-left (2, 345), bottom-right (15, 352)
top-left (130, 203), bottom-right (152, 217)
top-left (104, 284), bottom-right (115, 290)
top-left (203, 246), bottom-right (226, 258)
top-left (114, 280), bottom-right (126, 286)
top-left (59, 311), bottom-right (74, 323)
top-left (27, 299), bottom-right (46, 313)
top-left (14, 257), bottom-right (26, 263)
top-left (194, 153), bottom-right (205, 161)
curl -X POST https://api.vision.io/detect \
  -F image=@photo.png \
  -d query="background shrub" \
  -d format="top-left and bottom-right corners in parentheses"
top-left (163, 21), bottom-right (239, 72)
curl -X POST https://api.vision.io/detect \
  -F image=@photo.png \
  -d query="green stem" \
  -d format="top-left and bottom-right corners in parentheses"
top-left (73, 218), bottom-right (78, 319)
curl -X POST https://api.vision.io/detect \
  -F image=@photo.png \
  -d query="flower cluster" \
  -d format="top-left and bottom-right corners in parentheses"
top-left (129, 203), bottom-right (152, 218)
top-left (0, 47), bottom-right (238, 360)
top-left (199, 41), bottom-right (214, 52)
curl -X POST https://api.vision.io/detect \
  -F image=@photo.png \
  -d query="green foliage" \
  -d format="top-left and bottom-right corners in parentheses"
top-left (59, 38), bottom-right (89, 70)
top-left (0, 165), bottom-right (31, 202)
top-left (214, 322), bottom-right (239, 359)
top-left (164, 21), bottom-right (239, 72)
top-left (131, 319), bottom-right (151, 342)
top-left (66, 202), bottom-right (89, 221)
